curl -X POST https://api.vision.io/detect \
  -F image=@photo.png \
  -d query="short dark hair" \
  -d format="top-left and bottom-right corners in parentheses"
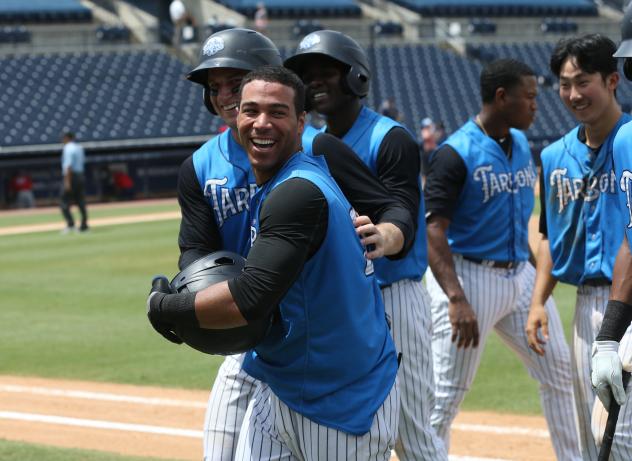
top-left (240, 66), bottom-right (305, 115)
top-left (550, 34), bottom-right (618, 80)
top-left (63, 131), bottom-right (75, 140)
top-left (480, 59), bottom-right (536, 104)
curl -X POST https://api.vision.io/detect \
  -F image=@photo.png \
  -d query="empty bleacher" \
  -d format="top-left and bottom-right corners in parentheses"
top-left (389, 0), bottom-right (598, 17)
top-left (0, 0), bottom-right (92, 24)
top-left (217, 0), bottom-right (362, 18)
top-left (0, 49), bottom-right (220, 147)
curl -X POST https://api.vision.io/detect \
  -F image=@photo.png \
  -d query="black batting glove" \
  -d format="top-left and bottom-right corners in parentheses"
top-left (146, 275), bottom-right (183, 345)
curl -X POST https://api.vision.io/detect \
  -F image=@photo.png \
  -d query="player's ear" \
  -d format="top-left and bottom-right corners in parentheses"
top-left (297, 111), bottom-right (306, 137)
top-left (495, 86), bottom-right (507, 105)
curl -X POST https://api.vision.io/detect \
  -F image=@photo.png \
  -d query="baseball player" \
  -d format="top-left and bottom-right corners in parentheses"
top-left (175, 29), bottom-right (414, 460)
top-left (424, 58), bottom-right (581, 459)
top-left (525, 34), bottom-right (632, 459)
top-left (285, 30), bottom-right (448, 460)
top-left (148, 65), bottom-right (400, 460)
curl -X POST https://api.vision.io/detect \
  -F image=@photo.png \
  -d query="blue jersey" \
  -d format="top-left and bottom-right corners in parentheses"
top-left (443, 119), bottom-right (536, 261)
top-left (192, 129), bottom-right (257, 256)
top-left (242, 152), bottom-right (398, 435)
top-left (323, 106), bottom-right (428, 286)
top-left (191, 127), bottom-right (327, 256)
top-left (540, 114), bottom-right (631, 285)
top-left (614, 121), bottom-right (632, 253)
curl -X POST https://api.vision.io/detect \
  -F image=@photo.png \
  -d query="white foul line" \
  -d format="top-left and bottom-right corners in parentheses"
top-left (1, 411), bottom-right (510, 461)
top-left (452, 422), bottom-right (549, 439)
top-left (0, 411), bottom-right (202, 438)
top-left (0, 384), bottom-right (206, 408)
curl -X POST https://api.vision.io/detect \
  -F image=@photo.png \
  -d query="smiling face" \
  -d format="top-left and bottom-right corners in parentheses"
top-left (558, 57), bottom-right (619, 126)
top-left (237, 79), bottom-right (305, 184)
top-left (207, 68), bottom-right (249, 129)
top-left (299, 55), bottom-right (355, 115)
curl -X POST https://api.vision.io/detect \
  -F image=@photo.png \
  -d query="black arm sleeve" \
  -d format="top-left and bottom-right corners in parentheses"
top-left (375, 127), bottom-right (421, 226)
top-left (177, 156), bottom-right (223, 269)
top-left (423, 144), bottom-right (467, 219)
top-left (228, 178), bottom-right (328, 323)
top-left (313, 132), bottom-right (414, 258)
top-left (538, 171), bottom-right (548, 236)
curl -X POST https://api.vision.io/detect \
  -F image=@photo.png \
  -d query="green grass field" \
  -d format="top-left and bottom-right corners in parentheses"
top-left (0, 202), bottom-right (578, 458)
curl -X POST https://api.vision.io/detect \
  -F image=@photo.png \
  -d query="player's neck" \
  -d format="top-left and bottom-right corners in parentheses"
top-left (324, 101), bottom-right (362, 138)
top-left (475, 111), bottom-right (510, 140)
top-left (584, 103), bottom-right (622, 149)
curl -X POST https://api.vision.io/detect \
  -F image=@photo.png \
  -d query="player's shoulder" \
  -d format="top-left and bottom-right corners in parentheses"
top-left (540, 125), bottom-right (580, 161)
top-left (615, 120), bottom-right (632, 148)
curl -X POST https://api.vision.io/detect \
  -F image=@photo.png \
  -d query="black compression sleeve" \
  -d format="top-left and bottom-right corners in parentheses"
top-left (596, 300), bottom-right (632, 342)
top-left (177, 156), bottom-right (223, 269)
top-left (313, 132), bottom-right (414, 254)
top-left (375, 127), bottom-right (421, 226)
top-left (538, 171), bottom-right (548, 237)
top-left (423, 144), bottom-right (467, 219)
top-left (228, 178), bottom-right (328, 323)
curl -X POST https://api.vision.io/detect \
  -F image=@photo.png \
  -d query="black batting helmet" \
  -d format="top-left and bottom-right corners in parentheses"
top-left (615, 6), bottom-right (632, 80)
top-left (170, 251), bottom-right (274, 355)
top-left (187, 28), bottom-right (282, 115)
top-left (284, 30), bottom-right (370, 98)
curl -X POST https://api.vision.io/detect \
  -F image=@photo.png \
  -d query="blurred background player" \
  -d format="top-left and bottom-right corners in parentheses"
top-left (148, 65), bottom-right (400, 460)
top-left (285, 29), bottom-right (447, 461)
top-left (525, 33), bottom-right (632, 458)
top-left (179, 28), bottom-right (414, 460)
top-left (423, 58), bottom-right (581, 459)
top-left (60, 131), bottom-right (88, 233)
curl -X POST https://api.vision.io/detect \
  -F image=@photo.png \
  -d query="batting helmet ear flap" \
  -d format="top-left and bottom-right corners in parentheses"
top-left (345, 64), bottom-right (370, 97)
top-left (202, 85), bottom-right (218, 115)
top-left (624, 58), bottom-right (632, 81)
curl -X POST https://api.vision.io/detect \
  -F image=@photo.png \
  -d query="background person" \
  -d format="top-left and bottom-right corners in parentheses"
top-left (423, 58), bottom-right (580, 459)
top-left (60, 131), bottom-right (88, 233)
top-left (525, 34), bottom-right (632, 458)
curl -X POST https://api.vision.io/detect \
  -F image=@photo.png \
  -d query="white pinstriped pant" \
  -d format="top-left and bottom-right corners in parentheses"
top-left (426, 258), bottom-right (582, 460)
top-left (573, 285), bottom-right (632, 460)
top-left (203, 353), bottom-right (258, 461)
top-left (382, 279), bottom-right (448, 460)
top-left (203, 279), bottom-right (447, 461)
top-left (234, 381), bottom-right (399, 461)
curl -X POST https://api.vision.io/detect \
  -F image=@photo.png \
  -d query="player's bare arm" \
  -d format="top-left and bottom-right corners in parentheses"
top-left (427, 214), bottom-right (479, 348)
top-left (526, 237), bottom-right (558, 355)
top-left (610, 236), bottom-right (632, 305)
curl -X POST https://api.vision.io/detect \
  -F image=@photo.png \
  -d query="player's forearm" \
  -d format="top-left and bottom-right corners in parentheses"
top-left (376, 222), bottom-right (404, 256)
top-left (195, 281), bottom-right (248, 328)
top-left (610, 237), bottom-right (632, 304)
top-left (426, 217), bottom-right (466, 302)
top-left (531, 237), bottom-right (557, 306)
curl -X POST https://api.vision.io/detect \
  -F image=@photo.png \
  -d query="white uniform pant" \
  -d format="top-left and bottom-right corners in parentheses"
top-left (234, 381), bottom-right (399, 461)
top-left (382, 279), bottom-right (448, 460)
top-left (203, 353), bottom-right (259, 461)
top-left (573, 285), bottom-right (632, 460)
top-left (426, 258), bottom-right (581, 460)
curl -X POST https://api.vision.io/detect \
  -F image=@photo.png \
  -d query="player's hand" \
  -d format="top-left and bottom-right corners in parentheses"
top-left (354, 215), bottom-right (383, 259)
top-left (448, 296), bottom-right (479, 348)
top-left (591, 340), bottom-right (628, 408)
top-left (146, 276), bottom-right (183, 345)
top-left (526, 303), bottom-right (548, 356)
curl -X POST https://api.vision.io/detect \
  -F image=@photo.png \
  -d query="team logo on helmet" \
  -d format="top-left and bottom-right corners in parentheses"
top-left (203, 37), bottom-right (225, 57)
top-left (299, 34), bottom-right (320, 51)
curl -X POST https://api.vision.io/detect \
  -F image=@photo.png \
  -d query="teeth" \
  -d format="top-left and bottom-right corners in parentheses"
top-left (312, 92), bottom-right (327, 100)
top-left (253, 138), bottom-right (274, 146)
top-left (222, 103), bottom-right (238, 111)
